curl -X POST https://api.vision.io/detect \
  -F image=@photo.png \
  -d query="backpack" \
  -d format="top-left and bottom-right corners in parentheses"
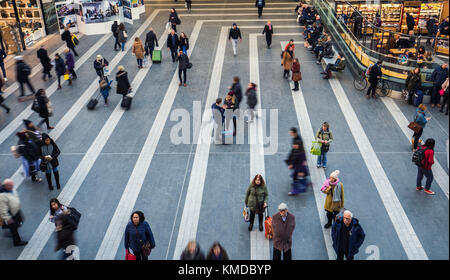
top-left (365, 63), bottom-right (374, 77)
top-left (66, 207), bottom-right (81, 230)
top-left (412, 147), bottom-right (427, 166)
top-left (31, 98), bottom-right (41, 113)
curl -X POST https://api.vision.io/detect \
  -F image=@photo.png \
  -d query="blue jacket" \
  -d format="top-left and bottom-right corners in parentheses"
top-left (414, 108), bottom-right (428, 128)
top-left (100, 79), bottom-right (113, 98)
top-left (55, 57), bottom-right (66, 76)
top-left (431, 66), bottom-right (449, 86)
top-left (124, 221), bottom-right (156, 253)
top-left (332, 216), bottom-right (365, 258)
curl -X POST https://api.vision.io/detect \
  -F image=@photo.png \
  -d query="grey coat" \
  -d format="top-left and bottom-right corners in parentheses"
top-left (118, 29), bottom-right (127, 43)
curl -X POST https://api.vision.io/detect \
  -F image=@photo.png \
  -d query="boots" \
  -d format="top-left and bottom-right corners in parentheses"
top-left (54, 171), bottom-right (61, 189)
top-left (248, 222), bottom-right (253, 231)
top-left (46, 173), bottom-right (54, 190)
top-left (324, 211), bottom-right (333, 228)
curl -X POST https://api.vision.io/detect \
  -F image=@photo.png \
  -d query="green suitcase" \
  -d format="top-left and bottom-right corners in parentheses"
top-left (152, 50), bottom-right (161, 63)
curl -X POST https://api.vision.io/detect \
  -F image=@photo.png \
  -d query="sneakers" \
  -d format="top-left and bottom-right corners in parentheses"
top-left (424, 189), bottom-right (435, 195)
top-left (416, 186), bottom-right (424, 191)
top-left (317, 165), bottom-right (321, 168)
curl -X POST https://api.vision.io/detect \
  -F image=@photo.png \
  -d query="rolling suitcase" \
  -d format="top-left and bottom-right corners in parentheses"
top-left (152, 50), bottom-right (161, 63)
top-left (121, 96), bottom-right (132, 110)
top-left (87, 94), bottom-right (100, 110)
top-left (413, 90), bottom-right (424, 107)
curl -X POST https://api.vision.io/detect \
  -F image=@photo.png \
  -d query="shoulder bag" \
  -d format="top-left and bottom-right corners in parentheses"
top-left (408, 115), bottom-right (422, 134)
top-left (135, 225), bottom-right (151, 257)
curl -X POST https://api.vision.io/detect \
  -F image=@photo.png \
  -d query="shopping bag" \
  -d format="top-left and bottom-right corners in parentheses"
top-left (103, 66), bottom-right (110, 76)
top-left (125, 249), bottom-right (136, 260)
top-left (143, 57), bottom-right (149, 67)
top-left (264, 207), bottom-right (273, 240)
top-left (242, 205), bottom-right (249, 223)
top-left (310, 141), bottom-right (322, 156)
top-left (64, 73), bottom-right (70, 80)
top-left (407, 122), bottom-right (421, 134)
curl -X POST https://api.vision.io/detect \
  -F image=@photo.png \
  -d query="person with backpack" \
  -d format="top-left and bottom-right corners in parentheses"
top-left (99, 77), bottom-right (113, 106)
top-left (168, 8), bottom-right (180, 32)
top-left (244, 174), bottom-right (268, 232)
top-left (124, 211), bottom-right (156, 260)
top-left (111, 21), bottom-right (120, 51)
top-left (37, 45), bottom-right (53, 81)
top-left (206, 242), bottom-right (229, 260)
top-left (415, 138), bottom-right (436, 195)
top-left (332, 210), bottom-right (365, 260)
top-left (411, 104), bottom-right (430, 151)
top-left (366, 60), bottom-right (382, 99)
top-left (272, 203), bottom-right (295, 260)
top-left (245, 82), bottom-right (258, 122)
top-left (61, 26), bottom-right (78, 56)
top-left (228, 23), bottom-right (242, 56)
top-left (54, 53), bottom-right (66, 90)
top-left (49, 198), bottom-right (68, 224)
top-left (35, 89), bottom-right (55, 130)
top-left (321, 170), bottom-right (344, 228)
top-left (39, 133), bottom-right (61, 190)
top-left (316, 122), bottom-right (333, 169)
top-left (15, 56), bottom-right (35, 98)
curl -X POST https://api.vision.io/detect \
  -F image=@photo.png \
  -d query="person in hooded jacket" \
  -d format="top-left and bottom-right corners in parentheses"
top-left (124, 211), bottom-right (156, 260)
top-left (246, 82), bottom-right (258, 122)
top-left (37, 45), bottom-right (53, 81)
top-left (168, 8), bottom-right (180, 32)
top-left (64, 48), bottom-right (77, 82)
top-left (54, 53), bottom-right (66, 89)
top-left (180, 240), bottom-right (205, 260)
top-left (132, 37), bottom-right (145, 69)
top-left (245, 174), bottom-right (268, 232)
top-left (117, 23), bottom-right (128, 52)
top-left (405, 67), bottom-right (422, 104)
top-left (39, 133), bottom-right (61, 190)
top-left (332, 210), bottom-right (365, 260)
top-left (116, 65), bottom-right (131, 98)
top-left (94, 55), bottom-right (109, 80)
top-left (16, 131), bottom-right (41, 182)
top-left (206, 242), bottom-right (229, 260)
top-left (35, 89), bottom-right (54, 130)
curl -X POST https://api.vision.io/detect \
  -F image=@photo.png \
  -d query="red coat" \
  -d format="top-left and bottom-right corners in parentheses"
top-left (421, 148), bottom-right (434, 170)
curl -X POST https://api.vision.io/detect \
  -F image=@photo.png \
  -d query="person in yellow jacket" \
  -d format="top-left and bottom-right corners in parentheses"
top-left (321, 170), bottom-right (344, 229)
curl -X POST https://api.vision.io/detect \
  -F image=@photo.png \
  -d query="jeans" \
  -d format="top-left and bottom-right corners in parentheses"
top-left (121, 42), bottom-right (126, 51)
top-left (0, 60), bottom-right (6, 78)
top-left (273, 248), bottom-right (292, 260)
top-left (137, 58), bottom-right (143, 67)
top-left (231, 39), bottom-right (238, 55)
top-left (337, 250), bottom-right (354, 260)
top-left (325, 64), bottom-right (337, 74)
top-left (317, 151), bottom-right (328, 167)
top-left (314, 45), bottom-right (324, 58)
top-left (178, 68), bottom-right (186, 84)
top-left (416, 167), bottom-right (433, 190)
top-left (182, 45), bottom-right (187, 55)
top-left (412, 127), bottom-right (423, 150)
top-left (114, 36), bottom-right (120, 50)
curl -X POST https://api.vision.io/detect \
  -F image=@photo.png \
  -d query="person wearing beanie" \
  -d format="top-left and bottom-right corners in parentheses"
top-left (245, 174), bottom-right (268, 232)
top-left (94, 55), bottom-right (109, 80)
top-left (39, 133), bottom-right (61, 190)
top-left (272, 203), bottom-right (295, 260)
top-left (321, 170), bottom-right (344, 228)
top-left (228, 23), bottom-right (242, 56)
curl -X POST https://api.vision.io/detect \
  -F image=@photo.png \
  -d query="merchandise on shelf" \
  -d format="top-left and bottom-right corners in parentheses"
top-left (380, 3), bottom-right (402, 29)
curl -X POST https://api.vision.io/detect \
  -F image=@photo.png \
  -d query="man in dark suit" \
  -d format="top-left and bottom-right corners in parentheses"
top-left (145, 28), bottom-right (159, 59)
top-left (167, 29), bottom-right (179, 62)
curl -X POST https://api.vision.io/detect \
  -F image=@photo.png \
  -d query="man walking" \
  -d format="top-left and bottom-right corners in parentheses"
top-left (366, 60), bottom-right (382, 99)
top-left (332, 210), bottom-right (365, 260)
top-left (228, 23), bottom-right (242, 56)
top-left (167, 29), bottom-right (179, 63)
top-left (37, 45), bottom-right (53, 81)
top-left (272, 203), bottom-right (296, 260)
top-left (430, 63), bottom-right (448, 108)
top-left (111, 20), bottom-right (120, 51)
top-left (145, 28), bottom-right (159, 59)
top-left (0, 179), bottom-right (28, 246)
top-left (176, 49), bottom-right (189, 86)
top-left (255, 0), bottom-right (265, 18)
top-left (15, 56), bottom-right (35, 98)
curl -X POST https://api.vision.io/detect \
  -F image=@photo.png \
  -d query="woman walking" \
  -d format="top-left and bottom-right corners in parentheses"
top-left (94, 55), bottom-right (109, 80)
top-left (316, 122), bottom-right (333, 169)
top-left (405, 67), bottom-right (421, 104)
top-left (416, 138), bottom-right (436, 195)
top-left (118, 23), bottom-right (128, 52)
top-left (132, 37), bottom-right (145, 69)
top-left (39, 133), bottom-right (61, 190)
top-left (321, 170), bottom-right (344, 228)
top-left (180, 240), bottom-right (205, 260)
top-left (54, 54), bottom-right (66, 90)
top-left (262, 21), bottom-right (273, 48)
top-left (411, 104), bottom-right (431, 151)
top-left (291, 58), bottom-right (301, 91)
top-left (116, 65), bottom-right (131, 98)
top-left (245, 174), bottom-right (268, 232)
top-left (124, 211), bottom-right (156, 260)
top-left (281, 46), bottom-right (294, 79)
top-left (206, 242), bottom-right (229, 260)
top-left (35, 89), bottom-right (54, 130)
top-left (49, 198), bottom-right (68, 224)
top-left (179, 32), bottom-right (189, 55)
top-left (168, 8), bottom-right (180, 32)
top-left (246, 82), bottom-right (258, 122)
top-left (64, 48), bottom-right (77, 83)
top-left (61, 26), bottom-right (78, 56)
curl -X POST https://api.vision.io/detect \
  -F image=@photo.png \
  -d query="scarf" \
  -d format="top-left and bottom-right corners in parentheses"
top-left (321, 178), bottom-right (339, 192)
top-left (332, 181), bottom-right (342, 202)
top-left (268, 24), bottom-right (272, 30)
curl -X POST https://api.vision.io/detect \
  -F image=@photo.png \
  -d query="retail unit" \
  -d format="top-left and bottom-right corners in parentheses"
top-left (380, 3), bottom-right (402, 31)
top-left (400, 1), bottom-right (421, 33)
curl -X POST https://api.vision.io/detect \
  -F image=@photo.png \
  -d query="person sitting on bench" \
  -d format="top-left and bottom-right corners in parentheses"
top-left (321, 53), bottom-right (345, 79)
top-left (316, 36), bottom-right (334, 64)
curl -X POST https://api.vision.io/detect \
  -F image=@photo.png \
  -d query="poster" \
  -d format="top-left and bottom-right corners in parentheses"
top-left (55, 1), bottom-right (81, 31)
top-left (123, 6), bottom-right (132, 20)
top-left (122, 0), bottom-right (131, 8)
top-left (82, 1), bottom-right (119, 23)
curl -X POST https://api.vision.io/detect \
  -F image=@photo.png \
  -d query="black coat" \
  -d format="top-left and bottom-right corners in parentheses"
top-left (169, 12), bottom-right (179, 25)
top-left (262, 24), bottom-right (273, 40)
top-left (37, 48), bottom-right (52, 74)
top-left (17, 140), bottom-right (40, 162)
top-left (111, 23), bottom-right (119, 38)
top-left (116, 70), bottom-right (131, 95)
top-left (55, 214), bottom-right (76, 252)
top-left (231, 82), bottom-right (243, 108)
top-left (406, 15), bottom-right (415, 30)
top-left (145, 31), bottom-right (159, 48)
top-left (39, 139), bottom-right (61, 168)
top-left (16, 61), bottom-right (31, 83)
top-left (61, 30), bottom-right (75, 49)
top-left (54, 57), bottom-right (66, 76)
top-left (37, 95), bottom-right (50, 118)
top-left (94, 58), bottom-right (109, 77)
top-left (368, 64), bottom-right (381, 83)
top-left (167, 33), bottom-right (179, 49)
top-left (255, 0), bottom-right (265, 7)
top-left (246, 87), bottom-right (257, 109)
top-left (176, 53), bottom-right (189, 70)
top-left (179, 37), bottom-right (189, 50)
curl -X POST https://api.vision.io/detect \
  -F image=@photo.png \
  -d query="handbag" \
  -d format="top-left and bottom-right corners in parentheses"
top-left (439, 89), bottom-right (445, 96)
top-left (242, 204), bottom-right (249, 223)
top-left (186, 62), bottom-right (192, 69)
top-left (310, 141), bottom-right (321, 156)
top-left (407, 115), bottom-right (421, 134)
top-left (64, 72), bottom-right (70, 80)
top-left (125, 249), bottom-right (136, 260)
top-left (123, 31), bottom-right (128, 38)
top-left (135, 226), bottom-right (151, 257)
top-left (39, 160), bottom-right (48, 172)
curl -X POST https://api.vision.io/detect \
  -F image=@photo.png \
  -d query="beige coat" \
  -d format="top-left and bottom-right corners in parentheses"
top-left (132, 40), bottom-right (145, 60)
top-left (281, 50), bottom-right (294, 71)
top-left (0, 191), bottom-right (21, 223)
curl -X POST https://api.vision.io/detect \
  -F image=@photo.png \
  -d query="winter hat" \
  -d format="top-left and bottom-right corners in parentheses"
top-left (96, 55), bottom-right (103, 60)
top-left (330, 170), bottom-right (340, 180)
top-left (278, 203), bottom-right (288, 211)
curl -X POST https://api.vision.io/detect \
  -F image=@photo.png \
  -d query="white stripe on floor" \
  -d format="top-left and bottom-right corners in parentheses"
top-left (172, 26), bottom-right (228, 260)
top-left (179, 13), bottom-right (294, 16)
top-left (280, 41), bottom-right (336, 260)
top-left (146, 2), bottom-right (296, 6)
top-left (95, 21), bottom-right (203, 260)
top-left (325, 69), bottom-right (428, 260)
top-left (0, 33), bottom-right (110, 147)
top-left (2, 34), bottom-right (85, 100)
top-left (381, 97), bottom-right (449, 198)
top-left (17, 10), bottom-right (163, 260)
top-left (248, 34), bottom-right (270, 260)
